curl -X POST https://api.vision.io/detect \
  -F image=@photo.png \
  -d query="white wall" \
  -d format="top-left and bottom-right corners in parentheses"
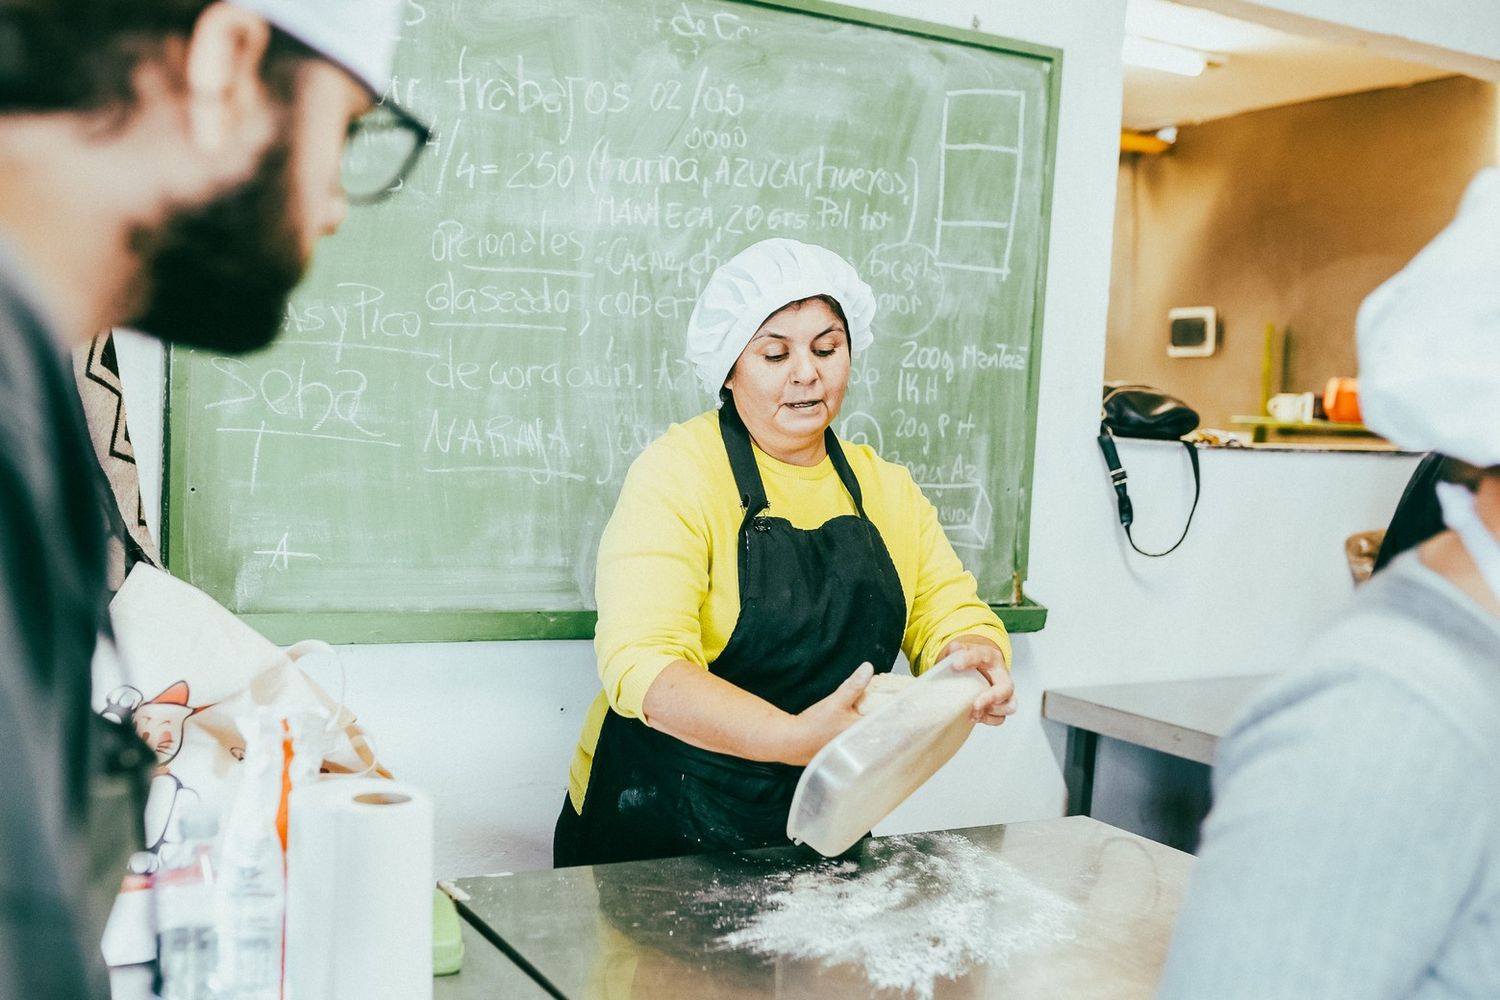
top-left (116, 0), bottom-right (1452, 878)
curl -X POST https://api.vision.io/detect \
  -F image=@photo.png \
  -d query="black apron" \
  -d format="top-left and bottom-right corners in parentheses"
top-left (556, 404), bottom-right (907, 866)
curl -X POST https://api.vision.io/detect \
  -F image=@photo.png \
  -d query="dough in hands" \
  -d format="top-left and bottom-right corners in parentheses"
top-left (855, 672), bottom-right (915, 715)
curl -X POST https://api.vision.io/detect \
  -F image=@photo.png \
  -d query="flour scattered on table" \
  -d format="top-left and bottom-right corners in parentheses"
top-left (710, 832), bottom-right (1078, 999)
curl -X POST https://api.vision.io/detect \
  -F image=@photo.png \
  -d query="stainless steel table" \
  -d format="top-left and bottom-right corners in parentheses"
top-left (1042, 675), bottom-right (1272, 816)
top-left (450, 815), bottom-right (1192, 999)
top-left (436, 916), bottom-right (556, 998)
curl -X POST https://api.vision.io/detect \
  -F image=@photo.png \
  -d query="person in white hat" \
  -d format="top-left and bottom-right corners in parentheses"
top-left (554, 238), bottom-right (1017, 867)
top-left (0, 3), bottom-right (426, 996)
top-left (1159, 170), bottom-right (1500, 998)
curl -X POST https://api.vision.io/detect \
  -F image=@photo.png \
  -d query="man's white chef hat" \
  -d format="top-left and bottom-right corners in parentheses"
top-left (1358, 168), bottom-right (1500, 468)
top-left (230, 0), bottom-right (404, 96)
top-left (686, 239), bottom-right (876, 405)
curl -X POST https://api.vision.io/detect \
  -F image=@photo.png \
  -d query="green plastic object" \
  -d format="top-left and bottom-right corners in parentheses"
top-left (433, 889), bottom-right (463, 977)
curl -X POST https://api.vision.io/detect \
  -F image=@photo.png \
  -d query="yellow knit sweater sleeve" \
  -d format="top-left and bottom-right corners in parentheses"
top-left (591, 425), bottom-right (714, 720)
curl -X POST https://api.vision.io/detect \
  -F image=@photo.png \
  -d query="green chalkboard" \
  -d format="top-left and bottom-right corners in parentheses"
top-left (165, 0), bottom-right (1060, 643)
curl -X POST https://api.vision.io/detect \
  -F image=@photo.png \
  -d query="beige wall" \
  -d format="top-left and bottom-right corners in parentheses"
top-left (1106, 74), bottom-right (1497, 430)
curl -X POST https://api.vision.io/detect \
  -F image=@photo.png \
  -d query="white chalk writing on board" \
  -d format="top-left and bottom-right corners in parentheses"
top-left (168, 0), bottom-right (1053, 623)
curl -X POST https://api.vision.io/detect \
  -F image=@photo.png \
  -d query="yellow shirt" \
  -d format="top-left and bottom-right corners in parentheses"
top-left (567, 410), bottom-right (1009, 811)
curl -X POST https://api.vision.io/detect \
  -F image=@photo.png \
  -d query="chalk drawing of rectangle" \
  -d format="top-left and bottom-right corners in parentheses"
top-left (935, 147), bottom-right (1019, 276)
top-left (922, 482), bottom-right (992, 550)
top-left (936, 223), bottom-right (1014, 278)
top-left (943, 90), bottom-right (1024, 149)
top-left (935, 89), bottom-right (1026, 279)
top-left (938, 148), bottom-right (1019, 226)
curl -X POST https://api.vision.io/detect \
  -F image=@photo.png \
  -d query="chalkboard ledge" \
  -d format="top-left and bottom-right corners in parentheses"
top-left (238, 599), bottom-right (1047, 646)
top-left (994, 598), bottom-right (1047, 635)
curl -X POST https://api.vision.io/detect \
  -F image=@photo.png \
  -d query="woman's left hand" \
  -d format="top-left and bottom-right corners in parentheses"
top-left (939, 636), bottom-right (1016, 726)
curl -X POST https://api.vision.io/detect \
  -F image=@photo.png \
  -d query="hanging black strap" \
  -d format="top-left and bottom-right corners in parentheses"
top-left (718, 402), bottom-right (769, 527)
top-left (823, 433), bottom-right (868, 520)
top-left (1096, 424), bottom-right (1201, 557)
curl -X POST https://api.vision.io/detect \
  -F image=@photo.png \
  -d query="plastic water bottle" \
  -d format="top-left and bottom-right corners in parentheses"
top-left (214, 837), bottom-right (284, 1000)
top-left (214, 712), bottom-right (286, 1000)
top-left (154, 810), bottom-right (218, 1000)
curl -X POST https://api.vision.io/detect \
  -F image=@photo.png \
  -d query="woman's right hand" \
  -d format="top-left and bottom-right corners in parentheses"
top-left (780, 662), bottom-right (874, 766)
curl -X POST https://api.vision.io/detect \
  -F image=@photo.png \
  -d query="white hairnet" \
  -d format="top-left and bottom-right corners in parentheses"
top-left (685, 239), bottom-right (876, 405)
top-left (231, 0), bottom-right (405, 95)
top-left (1358, 168), bottom-right (1500, 467)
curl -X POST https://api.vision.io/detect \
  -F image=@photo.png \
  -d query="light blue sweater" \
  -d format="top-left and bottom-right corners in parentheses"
top-left (1159, 553), bottom-right (1500, 999)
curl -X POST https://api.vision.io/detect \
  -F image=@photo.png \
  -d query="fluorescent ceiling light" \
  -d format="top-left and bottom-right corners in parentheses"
top-left (1126, 0), bottom-right (1265, 52)
top-left (1123, 35), bottom-right (1209, 76)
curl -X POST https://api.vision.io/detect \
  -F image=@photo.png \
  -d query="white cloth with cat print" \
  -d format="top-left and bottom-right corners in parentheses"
top-left (98, 563), bottom-right (386, 966)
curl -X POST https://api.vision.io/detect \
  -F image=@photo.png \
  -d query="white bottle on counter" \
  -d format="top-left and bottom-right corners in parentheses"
top-left (154, 810), bottom-right (218, 1000)
top-left (214, 711), bottom-right (285, 1000)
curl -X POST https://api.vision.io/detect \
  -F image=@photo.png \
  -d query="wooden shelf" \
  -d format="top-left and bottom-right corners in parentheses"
top-left (1229, 416), bottom-right (1378, 436)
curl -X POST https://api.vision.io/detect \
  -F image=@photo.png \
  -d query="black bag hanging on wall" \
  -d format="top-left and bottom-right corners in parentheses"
top-left (1097, 383), bottom-right (1201, 557)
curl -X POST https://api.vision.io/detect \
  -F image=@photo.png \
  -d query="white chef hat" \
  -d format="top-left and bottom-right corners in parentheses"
top-left (686, 239), bottom-right (876, 405)
top-left (1357, 168), bottom-right (1500, 467)
top-left (230, 0), bottom-right (404, 96)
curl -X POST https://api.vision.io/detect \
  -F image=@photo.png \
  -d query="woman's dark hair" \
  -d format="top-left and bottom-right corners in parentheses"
top-left (1372, 455), bottom-right (1500, 574)
top-left (717, 294), bottom-right (852, 405)
top-left (1372, 453), bottom-right (1452, 573)
top-left (0, 1), bottom-right (316, 119)
top-left (797, 293), bottom-right (850, 331)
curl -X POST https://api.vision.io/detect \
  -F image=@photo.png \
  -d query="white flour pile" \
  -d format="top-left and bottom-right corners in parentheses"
top-left (711, 832), bottom-right (1078, 999)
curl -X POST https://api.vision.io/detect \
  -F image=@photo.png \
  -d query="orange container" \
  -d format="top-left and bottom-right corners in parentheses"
top-left (1324, 377), bottom-right (1362, 424)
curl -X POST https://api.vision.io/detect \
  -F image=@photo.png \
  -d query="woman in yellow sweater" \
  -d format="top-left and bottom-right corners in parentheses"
top-left (554, 238), bottom-right (1015, 867)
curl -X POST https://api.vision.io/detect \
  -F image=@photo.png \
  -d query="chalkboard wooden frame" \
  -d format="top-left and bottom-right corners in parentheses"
top-left (163, 0), bottom-right (1062, 645)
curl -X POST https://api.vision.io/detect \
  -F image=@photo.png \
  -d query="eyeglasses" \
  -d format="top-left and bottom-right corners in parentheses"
top-left (340, 100), bottom-right (433, 205)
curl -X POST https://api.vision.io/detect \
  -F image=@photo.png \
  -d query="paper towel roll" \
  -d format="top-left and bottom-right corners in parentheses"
top-left (285, 777), bottom-right (434, 1000)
